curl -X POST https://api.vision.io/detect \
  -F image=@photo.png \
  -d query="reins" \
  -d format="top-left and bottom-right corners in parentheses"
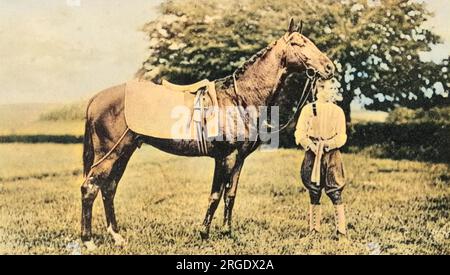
top-left (266, 74), bottom-right (317, 134)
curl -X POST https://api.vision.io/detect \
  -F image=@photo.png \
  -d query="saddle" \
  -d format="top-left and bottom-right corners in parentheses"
top-left (124, 78), bottom-right (219, 154)
top-left (162, 79), bottom-right (210, 94)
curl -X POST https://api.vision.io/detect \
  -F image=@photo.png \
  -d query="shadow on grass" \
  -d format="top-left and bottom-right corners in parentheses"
top-left (0, 135), bottom-right (83, 144)
top-left (421, 195), bottom-right (450, 215)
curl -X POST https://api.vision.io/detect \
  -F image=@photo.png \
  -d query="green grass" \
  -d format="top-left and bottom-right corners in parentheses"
top-left (0, 144), bottom-right (448, 255)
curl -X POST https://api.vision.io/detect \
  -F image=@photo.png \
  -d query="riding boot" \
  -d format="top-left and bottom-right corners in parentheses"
top-left (309, 204), bottom-right (321, 233)
top-left (334, 204), bottom-right (347, 237)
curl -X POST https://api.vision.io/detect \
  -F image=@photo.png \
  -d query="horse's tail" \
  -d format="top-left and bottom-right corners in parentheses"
top-left (83, 98), bottom-right (95, 177)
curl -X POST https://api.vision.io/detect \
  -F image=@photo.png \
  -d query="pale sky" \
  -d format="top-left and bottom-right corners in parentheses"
top-left (0, 0), bottom-right (449, 104)
top-left (0, 0), bottom-right (163, 104)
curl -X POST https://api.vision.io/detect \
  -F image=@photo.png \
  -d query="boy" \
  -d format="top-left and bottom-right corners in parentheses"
top-left (295, 79), bottom-right (347, 238)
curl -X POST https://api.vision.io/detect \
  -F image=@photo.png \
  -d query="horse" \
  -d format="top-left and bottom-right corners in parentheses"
top-left (80, 18), bottom-right (335, 249)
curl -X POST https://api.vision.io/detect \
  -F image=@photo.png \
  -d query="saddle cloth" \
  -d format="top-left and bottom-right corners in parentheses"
top-left (124, 78), bottom-right (219, 141)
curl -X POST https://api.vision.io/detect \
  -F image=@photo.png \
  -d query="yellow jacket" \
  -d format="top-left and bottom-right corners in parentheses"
top-left (295, 101), bottom-right (347, 151)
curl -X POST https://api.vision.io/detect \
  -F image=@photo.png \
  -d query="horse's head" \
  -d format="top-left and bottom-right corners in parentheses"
top-left (281, 18), bottom-right (334, 80)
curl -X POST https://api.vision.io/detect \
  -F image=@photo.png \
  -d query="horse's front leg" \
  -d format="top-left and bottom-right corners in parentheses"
top-left (222, 159), bottom-right (244, 235)
top-left (200, 153), bottom-right (237, 239)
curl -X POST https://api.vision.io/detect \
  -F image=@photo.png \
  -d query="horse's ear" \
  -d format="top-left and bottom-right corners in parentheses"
top-left (296, 20), bottom-right (304, 34)
top-left (288, 18), bottom-right (295, 33)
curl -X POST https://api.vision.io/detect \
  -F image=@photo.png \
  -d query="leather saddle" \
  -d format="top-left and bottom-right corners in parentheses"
top-left (162, 79), bottom-right (210, 94)
top-left (161, 79), bottom-right (218, 155)
top-left (161, 78), bottom-right (218, 120)
top-left (125, 78), bottom-right (219, 155)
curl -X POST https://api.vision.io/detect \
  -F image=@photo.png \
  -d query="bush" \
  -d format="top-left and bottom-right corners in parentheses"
top-left (346, 122), bottom-right (449, 163)
top-left (39, 103), bottom-right (86, 121)
top-left (279, 122), bottom-right (449, 163)
top-left (386, 106), bottom-right (450, 125)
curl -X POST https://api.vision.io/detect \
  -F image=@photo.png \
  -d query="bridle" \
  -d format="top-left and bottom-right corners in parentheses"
top-left (283, 32), bottom-right (319, 79)
top-left (230, 31), bottom-right (329, 150)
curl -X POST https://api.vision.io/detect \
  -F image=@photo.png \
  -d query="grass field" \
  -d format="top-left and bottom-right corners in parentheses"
top-left (0, 143), bottom-right (448, 255)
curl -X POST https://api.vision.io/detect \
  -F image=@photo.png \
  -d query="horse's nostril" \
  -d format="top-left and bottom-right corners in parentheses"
top-left (326, 63), bottom-right (333, 72)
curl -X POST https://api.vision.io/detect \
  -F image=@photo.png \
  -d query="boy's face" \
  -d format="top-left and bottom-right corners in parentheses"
top-left (316, 79), bottom-right (342, 102)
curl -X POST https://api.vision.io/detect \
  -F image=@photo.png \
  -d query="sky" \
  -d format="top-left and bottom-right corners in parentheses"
top-left (0, 0), bottom-right (449, 104)
top-left (0, 0), bottom-right (163, 104)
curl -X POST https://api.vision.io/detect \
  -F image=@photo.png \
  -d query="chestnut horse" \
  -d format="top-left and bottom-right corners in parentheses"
top-left (80, 19), bottom-right (334, 249)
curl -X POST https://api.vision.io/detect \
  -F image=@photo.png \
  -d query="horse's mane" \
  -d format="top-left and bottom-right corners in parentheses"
top-left (136, 39), bottom-right (279, 85)
top-left (234, 40), bottom-right (278, 78)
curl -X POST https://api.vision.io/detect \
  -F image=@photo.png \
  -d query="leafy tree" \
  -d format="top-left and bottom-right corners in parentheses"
top-left (137, 0), bottom-right (449, 122)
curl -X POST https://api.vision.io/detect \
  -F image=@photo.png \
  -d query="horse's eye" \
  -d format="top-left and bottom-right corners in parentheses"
top-left (291, 42), bottom-right (304, 47)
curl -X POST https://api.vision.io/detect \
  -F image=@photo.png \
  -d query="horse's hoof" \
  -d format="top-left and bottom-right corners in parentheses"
top-left (221, 225), bottom-right (232, 237)
top-left (113, 235), bottom-right (127, 247)
top-left (332, 232), bottom-right (350, 243)
top-left (199, 228), bottom-right (210, 240)
top-left (83, 240), bottom-right (97, 251)
top-left (107, 226), bottom-right (127, 247)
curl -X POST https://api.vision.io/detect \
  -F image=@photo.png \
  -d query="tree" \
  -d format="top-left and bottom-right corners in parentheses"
top-left (137, 0), bottom-right (449, 122)
top-left (311, 1), bottom-right (450, 119)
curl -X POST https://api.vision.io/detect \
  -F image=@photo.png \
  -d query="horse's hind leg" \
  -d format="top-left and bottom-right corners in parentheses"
top-left (81, 143), bottom-right (135, 249)
top-left (81, 171), bottom-right (101, 250)
top-left (100, 147), bottom-right (136, 246)
top-left (81, 124), bottom-right (135, 248)
top-left (81, 159), bottom-right (119, 249)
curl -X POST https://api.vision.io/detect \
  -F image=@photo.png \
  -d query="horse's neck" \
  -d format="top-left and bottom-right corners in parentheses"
top-left (233, 45), bottom-right (287, 108)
